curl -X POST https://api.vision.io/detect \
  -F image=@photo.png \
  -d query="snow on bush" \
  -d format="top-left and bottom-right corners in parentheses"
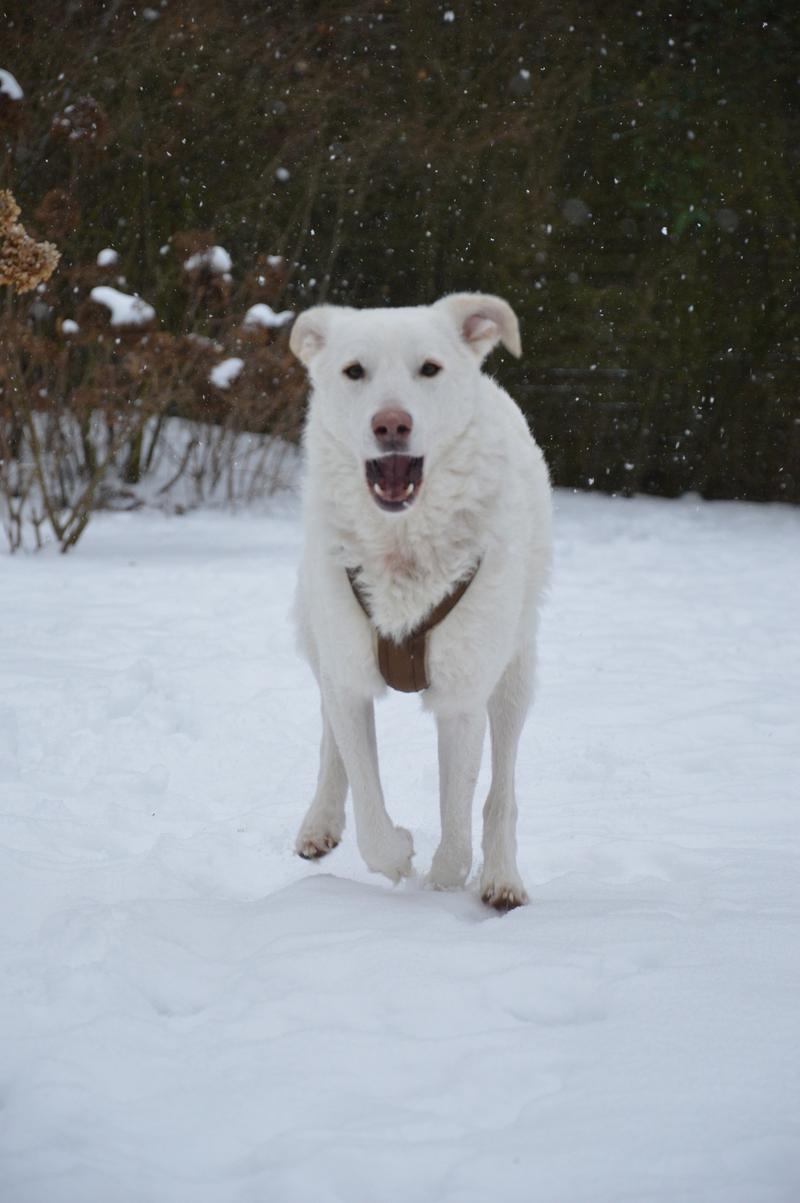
top-left (209, 356), bottom-right (244, 389)
top-left (183, 245), bottom-right (232, 274)
top-left (89, 285), bottom-right (155, 327)
top-left (96, 247), bottom-right (119, 267)
top-left (243, 302), bottom-right (293, 330)
top-left (0, 68), bottom-right (23, 100)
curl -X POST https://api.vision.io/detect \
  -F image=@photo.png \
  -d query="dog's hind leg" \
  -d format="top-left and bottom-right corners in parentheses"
top-left (295, 705), bottom-right (348, 860)
top-left (480, 646), bottom-right (535, 911)
top-left (428, 710), bottom-right (486, 890)
top-left (322, 685), bottom-right (414, 883)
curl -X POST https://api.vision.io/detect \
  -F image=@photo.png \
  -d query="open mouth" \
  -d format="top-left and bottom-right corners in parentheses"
top-left (365, 455), bottom-right (424, 512)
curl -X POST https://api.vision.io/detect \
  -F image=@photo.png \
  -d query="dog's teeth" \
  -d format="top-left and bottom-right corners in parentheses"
top-left (372, 480), bottom-right (415, 502)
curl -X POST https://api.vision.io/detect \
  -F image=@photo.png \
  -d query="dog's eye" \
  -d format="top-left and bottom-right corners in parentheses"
top-left (343, 362), bottom-right (365, 381)
top-left (419, 361), bottom-right (441, 378)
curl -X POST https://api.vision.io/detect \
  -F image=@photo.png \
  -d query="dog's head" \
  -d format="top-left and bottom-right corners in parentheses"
top-left (290, 293), bottom-right (520, 513)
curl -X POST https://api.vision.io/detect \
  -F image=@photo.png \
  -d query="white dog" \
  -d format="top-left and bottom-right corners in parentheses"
top-left (289, 294), bottom-right (552, 910)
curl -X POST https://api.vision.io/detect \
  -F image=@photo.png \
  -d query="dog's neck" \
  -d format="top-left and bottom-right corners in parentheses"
top-left (305, 415), bottom-right (502, 639)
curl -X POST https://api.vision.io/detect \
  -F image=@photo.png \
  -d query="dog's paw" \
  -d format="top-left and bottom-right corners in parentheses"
top-left (480, 874), bottom-right (529, 913)
top-left (427, 848), bottom-right (471, 891)
top-left (295, 829), bottom-right (341, 861)
top-left (363, 825), bottom-right (415, 883)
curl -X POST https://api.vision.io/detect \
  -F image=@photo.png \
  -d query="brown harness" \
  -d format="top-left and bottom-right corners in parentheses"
top-left (346, 563), bottom-right (480, 693)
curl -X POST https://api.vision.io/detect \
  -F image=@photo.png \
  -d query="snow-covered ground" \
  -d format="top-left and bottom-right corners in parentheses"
top-left (1, 491), bottom-right (798, 1203)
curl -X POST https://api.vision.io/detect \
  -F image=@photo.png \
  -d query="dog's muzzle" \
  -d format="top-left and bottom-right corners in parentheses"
top-left (365, 454), bottom-right (424, 512)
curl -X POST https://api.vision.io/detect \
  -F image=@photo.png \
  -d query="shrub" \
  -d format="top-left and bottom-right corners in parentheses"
top-left (0, 191), bottom-right (305, 552)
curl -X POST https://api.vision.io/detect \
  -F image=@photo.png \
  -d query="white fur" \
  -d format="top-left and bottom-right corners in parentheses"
top-left (290, 293), bottom-right (552, 909)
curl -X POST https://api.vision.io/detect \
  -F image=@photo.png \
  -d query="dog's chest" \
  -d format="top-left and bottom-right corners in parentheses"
top-left (382, 549), bottom-right (418, 577)
top-left (331, 480), bottom-right (488, 637)
top-left (357, 564), bottom-right (440, 637)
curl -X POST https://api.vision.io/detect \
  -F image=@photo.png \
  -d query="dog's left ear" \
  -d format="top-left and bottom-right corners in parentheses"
top-left (289, 306), bottom-right (331, 367)
top-left (434, 293), bottom-right (522, 361)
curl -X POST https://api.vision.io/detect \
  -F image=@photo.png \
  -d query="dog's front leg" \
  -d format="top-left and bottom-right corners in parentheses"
top-left (429, 709), bottom-right (486, 890)
top-left (295, 706), bottom-right (348, 860)
top-left (322, 681), bottom-right (414, 882)
top-left (480, 649), bottom-right (533, 910)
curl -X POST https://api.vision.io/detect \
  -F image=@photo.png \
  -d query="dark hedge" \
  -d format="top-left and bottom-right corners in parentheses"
top-left (3, 0), bottom-right (799, 501)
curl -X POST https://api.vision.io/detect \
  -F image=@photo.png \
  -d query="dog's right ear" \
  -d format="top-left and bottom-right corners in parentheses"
top-left (289, 306), bottom-right (330, 366)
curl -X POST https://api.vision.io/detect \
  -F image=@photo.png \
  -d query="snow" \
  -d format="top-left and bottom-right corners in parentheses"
top-left (60, 319), bottom-right (79, 336)
top-left (243, 302), bottom-right (294, 329)
top-left (96, 247), bottom-right (119, 267)
top-left (183, 245), bottom-right (233, 274)
top-left (89, 286), bottom-right (155, 327)
top-left (209, 356), bottom-right (244, 388)
top-left (1, 491), bottom-right (798, 1203)
top-left (275, 167), bottom-right (290, 182)
top-left (0, 68), bottom-right (23, 100)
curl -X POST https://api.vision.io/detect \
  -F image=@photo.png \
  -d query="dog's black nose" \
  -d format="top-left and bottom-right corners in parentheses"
top-left (371, 408), bottom-right (413, 451)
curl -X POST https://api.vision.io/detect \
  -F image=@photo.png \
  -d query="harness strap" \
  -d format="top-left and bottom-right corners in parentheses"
top-left (346, 562), bottom-right (480, 693)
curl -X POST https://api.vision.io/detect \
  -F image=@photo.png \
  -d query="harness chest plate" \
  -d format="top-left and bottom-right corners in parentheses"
top-left (346, 564), bottom-right (480, 693)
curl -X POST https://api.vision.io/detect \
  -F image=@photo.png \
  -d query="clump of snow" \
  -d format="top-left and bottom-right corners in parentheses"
top-left (89, 286), bottom-right (156, 327)
top-left (444, 9), bottom-right (455, 21)
top-left (243, 303), bottom-right (294, 330)
top-left (275, 167), bottom-right (290, 182)
top-left (266, 254), bottom-right (283, 268)
top-left (0, 68), bottom-right (23, 100)
top-left (184, 245), bottom-right (232, 274)
top-left (96, 247), bottom-right (119, 268)
top-left (61, 319), bottom-right (80, 336)
top-left (209, 357), bottom-right (244, 389)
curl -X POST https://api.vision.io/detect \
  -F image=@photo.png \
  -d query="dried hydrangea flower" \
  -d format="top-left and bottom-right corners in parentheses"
top-left (0, 189), bottom-right (21, 237)
top-left (0, 221), bottom-right (61, 293)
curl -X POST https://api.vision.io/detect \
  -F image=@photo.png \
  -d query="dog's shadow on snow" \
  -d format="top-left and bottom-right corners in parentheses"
top-left (267, 869), bottom-right (512, 927)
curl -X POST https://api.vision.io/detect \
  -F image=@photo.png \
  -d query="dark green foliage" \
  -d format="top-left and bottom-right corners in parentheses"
top-left (3, 0), bottom-right (798, 500)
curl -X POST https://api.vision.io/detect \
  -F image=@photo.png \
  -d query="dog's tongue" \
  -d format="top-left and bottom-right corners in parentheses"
top-left (366, 454), bottom-right (423, 505)
top-left (379, 455), bottom-right (412, 500)
top-left (365, 455), bottom-right (424, 510)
